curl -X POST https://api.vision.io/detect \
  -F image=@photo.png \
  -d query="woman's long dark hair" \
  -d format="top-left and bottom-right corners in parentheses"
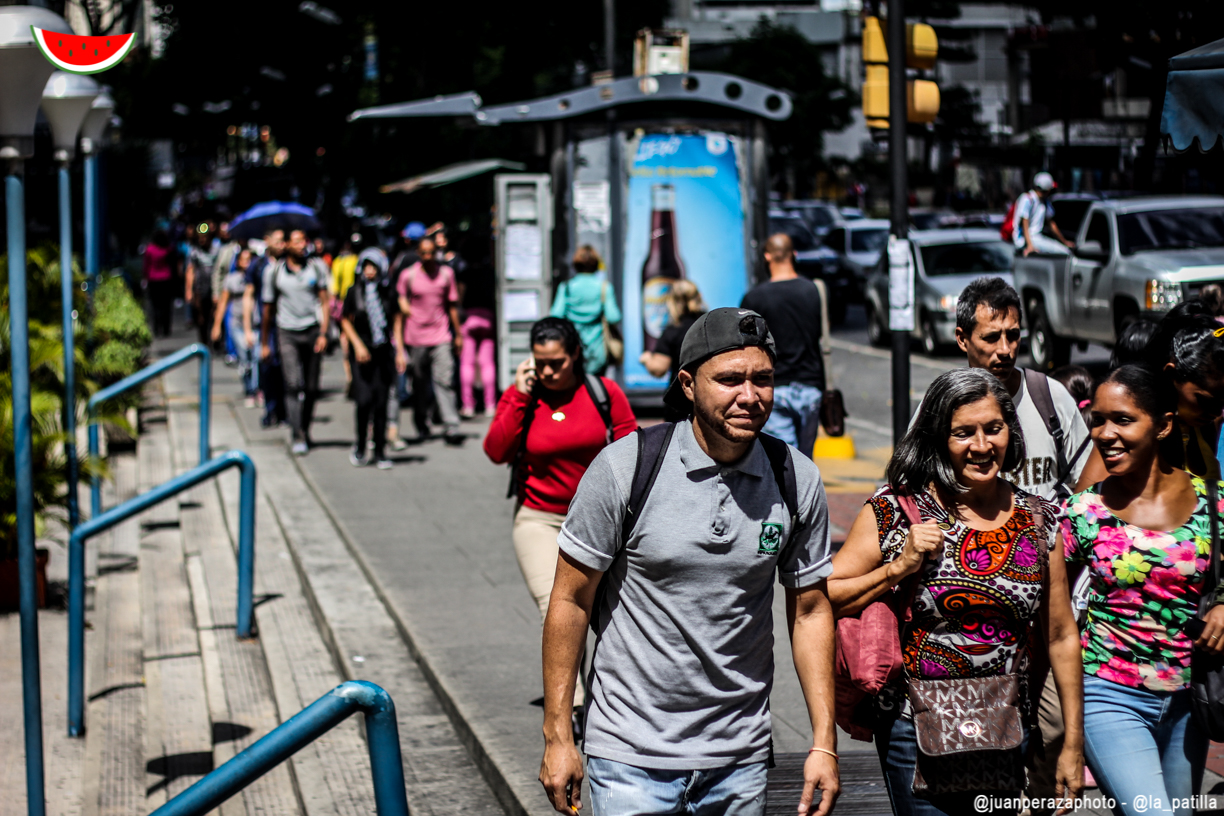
top-left (887, 368), bottom-right (1025, 499)
top-left (530, 316), bottom-right (586, 382)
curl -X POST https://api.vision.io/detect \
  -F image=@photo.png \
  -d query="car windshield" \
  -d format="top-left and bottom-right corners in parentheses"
top-left (850, 228), bottom-right (888, 253)
top-left (919, 241), bottom-right (1014, 277)
top-left (1118, 207), bottom-right (1224, 255)
top-left (804, 207), bottom-right (836, 228)
top-left (769, 218), bottom-right (816, 251)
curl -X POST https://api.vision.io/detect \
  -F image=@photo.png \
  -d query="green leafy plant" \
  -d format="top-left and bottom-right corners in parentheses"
top-left (0, 247), bottom-right (149, 559)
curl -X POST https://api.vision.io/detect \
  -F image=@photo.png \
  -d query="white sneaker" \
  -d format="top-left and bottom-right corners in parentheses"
top-left (291, 441), bottom-right (309, 456)
top-left (375, 458), bottom-right (393, 470)
top-left (349, 448), bottom-right (366, 467)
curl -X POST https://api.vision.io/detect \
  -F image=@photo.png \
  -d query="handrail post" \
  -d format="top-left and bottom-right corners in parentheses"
top-left (86, 344), bottom-right (211, 518)
top-left (150, 682), bottom-right (409, 816)
top-left (69, 450), bottom-right (255, 736)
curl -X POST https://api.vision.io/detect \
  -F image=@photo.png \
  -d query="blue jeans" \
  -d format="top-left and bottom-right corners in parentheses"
top-left (763, 383), bottom-right (822, 459)
top-left (227, 306), bottom-right (258, 396)
top-left (873, 713), bottom-right (1027, 816)
top-left (586, 756), bottom-right (767, 816)
top-left (1082, 674), bottom-right (1207, 816)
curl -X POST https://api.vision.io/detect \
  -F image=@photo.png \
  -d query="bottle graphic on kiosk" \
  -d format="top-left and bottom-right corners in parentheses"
top-left (641, 184), bottom-right (686, 352)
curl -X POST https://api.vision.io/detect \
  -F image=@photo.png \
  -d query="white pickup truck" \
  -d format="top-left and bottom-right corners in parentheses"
top-left (1014, 196), bottom-right (1224, 369)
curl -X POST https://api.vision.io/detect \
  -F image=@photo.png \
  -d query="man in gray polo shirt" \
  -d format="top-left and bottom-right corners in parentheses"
top-left (539, 308), bottom-right (840, 816)
top-left (261, 229), bottom-right (331, 455)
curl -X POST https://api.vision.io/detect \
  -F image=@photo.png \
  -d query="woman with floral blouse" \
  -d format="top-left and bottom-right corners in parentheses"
top-left (1063, 364), bottom-right (1224, 816)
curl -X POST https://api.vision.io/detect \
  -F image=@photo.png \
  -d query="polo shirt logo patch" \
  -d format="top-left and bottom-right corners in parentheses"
top-left (758, 522), bottom-right (783, 555)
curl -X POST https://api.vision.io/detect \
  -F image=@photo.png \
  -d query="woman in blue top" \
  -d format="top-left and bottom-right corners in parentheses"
top-left (549, 245), bottom-right (621, 375)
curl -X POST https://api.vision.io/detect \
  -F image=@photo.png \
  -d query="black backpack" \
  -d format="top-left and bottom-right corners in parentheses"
top-left (590, 422), bottom-right (801, 631)
top-left (506, 373), bottom-right (614, 499)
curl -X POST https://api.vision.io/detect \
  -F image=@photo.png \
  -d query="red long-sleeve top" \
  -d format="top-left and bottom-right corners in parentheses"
top-left (484, 378), bottom-right (638, 515)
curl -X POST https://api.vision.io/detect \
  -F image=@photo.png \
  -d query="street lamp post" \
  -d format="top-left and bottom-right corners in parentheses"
top-left (0, 7), bottom-right (74, 816)
top-left (42, 71), bottom-right (100, 532)
top-left (79, 89), bottom-right (113, 292)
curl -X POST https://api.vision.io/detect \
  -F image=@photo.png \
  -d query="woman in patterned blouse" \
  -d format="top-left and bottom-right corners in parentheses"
top-left (1063, 364), bottom-right (1224, 816)
top-left (830, 368), bottom-right (1084, 816)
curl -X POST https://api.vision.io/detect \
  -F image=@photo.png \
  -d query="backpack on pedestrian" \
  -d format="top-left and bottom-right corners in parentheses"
top-left (588, 423), bottom-right (801, 631)
top-left (1022, 368), bottom-right (1090, 504)
top-left (505, 374), bottom-right (615, 500)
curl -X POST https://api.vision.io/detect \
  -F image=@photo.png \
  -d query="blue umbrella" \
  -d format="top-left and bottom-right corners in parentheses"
top-left (229, 201), bottom-right (321, 241)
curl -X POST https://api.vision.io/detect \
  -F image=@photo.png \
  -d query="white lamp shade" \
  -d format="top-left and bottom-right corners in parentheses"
top-left (79, 89), bottom-right (114, 152)
top-left (42, 72), bottom-right (98, 159)
top-left (0, 7), bottom-right (74, 151)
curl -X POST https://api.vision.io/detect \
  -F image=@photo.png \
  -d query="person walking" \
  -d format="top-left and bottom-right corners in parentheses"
top-left (1012, 172), bottom-right (1075, 257)
top-left (539, 307), bottom-right (840, 816)
top-left (331, 235), bottom-right (361, 394)
top-left (184, 222), bottom-right (219, 346)
top-left (245, 229), bottom-right (286, 428)
top-left (143, 228), bottom-right (176, 337)
top-left (549, 245), bottom-right (622, 376)
top-left (829, 367), bottom-right (1085, 816)
top-left (1063, 365), bottom-right (1224, 816)
top-left (261, 229), bottom-right (331, 455)
top-left (483, 317), bottom-right (636, 734)
top-left (391, 221), bottom-right (426, 277)
top-left (340, 248), bottom-right (400, 469)
top-left (952, 277), bottom-right (1092, 501)
top-left (740, 233), bottom-right (826, 458)
top-left (639, 279), bottom-right (706, 384)
top-left (394, 237), bottom-right (463, 444)
top-left (211, 246), bottom-right (258, 405)
top-left (458, 259), bottom-right (498, 418)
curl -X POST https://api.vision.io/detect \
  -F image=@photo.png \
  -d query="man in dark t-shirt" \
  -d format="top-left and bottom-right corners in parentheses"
top-left (740, 233), bottom-right (825, 458)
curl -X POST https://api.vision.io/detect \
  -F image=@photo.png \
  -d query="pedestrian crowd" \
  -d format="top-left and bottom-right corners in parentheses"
top-left (143, 214), bottom-right (1224, 816)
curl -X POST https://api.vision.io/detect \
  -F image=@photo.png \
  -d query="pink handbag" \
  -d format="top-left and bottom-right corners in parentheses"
top-left (834, 490), bottom-right (922, 741)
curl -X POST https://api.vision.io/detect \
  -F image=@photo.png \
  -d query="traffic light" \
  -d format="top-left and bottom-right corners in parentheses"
top-left (861, 16), bottom-right (941, 128)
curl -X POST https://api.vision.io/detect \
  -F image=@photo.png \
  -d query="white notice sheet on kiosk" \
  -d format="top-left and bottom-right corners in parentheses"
top-left (505, 224), bottom-right (542, 280)
top-left (502, 291), bottom-right (540, 322)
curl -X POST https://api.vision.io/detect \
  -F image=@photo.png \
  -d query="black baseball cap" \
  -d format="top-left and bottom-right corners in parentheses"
top-left (662, 307), bottom-right (776, 413)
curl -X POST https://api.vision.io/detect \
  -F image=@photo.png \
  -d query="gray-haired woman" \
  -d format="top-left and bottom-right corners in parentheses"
top-left (829, 368), bottom-right (1084, 816)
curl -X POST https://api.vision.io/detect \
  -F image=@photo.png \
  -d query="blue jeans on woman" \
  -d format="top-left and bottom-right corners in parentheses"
top-left (227, 305), bottom-right (258, 397)
top-left (586, 756), bottom-right (767, 816)
top-left (1083, 674), bottom-right (1207, 816)
top-left (874, 712), bottom-right (1027, 816)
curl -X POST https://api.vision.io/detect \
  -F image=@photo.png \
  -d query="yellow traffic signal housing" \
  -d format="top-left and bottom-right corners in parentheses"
top-left (861, 17), bottom-right (940, 127)
top-left (907, 23), bottom-right (938, 70)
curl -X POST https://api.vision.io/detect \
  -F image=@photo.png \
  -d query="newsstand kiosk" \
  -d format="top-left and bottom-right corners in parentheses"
top-left (350, 71), bottom-right (792, 404)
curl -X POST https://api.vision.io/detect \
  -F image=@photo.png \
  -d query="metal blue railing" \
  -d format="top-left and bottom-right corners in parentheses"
top-left (151, 681), bottom-right (409, 816)
top-left (88, 344), bottom-right (211, 518)
top-left (68, 450), bottom-right (256, 737)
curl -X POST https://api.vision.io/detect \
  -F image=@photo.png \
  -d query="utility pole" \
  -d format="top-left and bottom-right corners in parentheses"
top-left (604, 0), bottom-right (622, 372)
top-left (888, 0), bottom-right (911, 443)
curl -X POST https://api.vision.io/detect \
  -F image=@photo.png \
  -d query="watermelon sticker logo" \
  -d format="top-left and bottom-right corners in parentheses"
top-left (31, 27), bottom-right (135, 75)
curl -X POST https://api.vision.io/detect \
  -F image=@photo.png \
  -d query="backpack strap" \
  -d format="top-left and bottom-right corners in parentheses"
top-left (757, 433), bottom-right (799, 529)
top-left (505, 390), bottom-right (541, 500)
top-left (1024, 368), bottom-right (1068, 487)
top-left (584, 373), bottom-right (615, 446)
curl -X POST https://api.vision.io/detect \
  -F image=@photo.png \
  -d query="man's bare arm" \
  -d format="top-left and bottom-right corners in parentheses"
top-left (539, 553), bottom-right (602, 813)
top-left (787, 581), bottom-right (840, 816)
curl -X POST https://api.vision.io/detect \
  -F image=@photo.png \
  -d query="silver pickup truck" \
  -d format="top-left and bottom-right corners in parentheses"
top-left (1014, 196), bottom-right (1224, 369)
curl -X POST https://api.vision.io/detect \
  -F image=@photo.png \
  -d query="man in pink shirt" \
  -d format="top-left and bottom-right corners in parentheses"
top-left (394, 238), bottom-right (464, 444)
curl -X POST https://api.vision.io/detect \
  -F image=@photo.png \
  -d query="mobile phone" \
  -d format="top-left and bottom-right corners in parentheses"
top-left (1184, 617), bottom-right (1207, 639)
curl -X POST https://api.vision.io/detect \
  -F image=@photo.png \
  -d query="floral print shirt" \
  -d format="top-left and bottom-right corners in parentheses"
top-left (1063, 478), bottom-right (1221, 692)
top-left (870, 484), bottom-right (1058, 681)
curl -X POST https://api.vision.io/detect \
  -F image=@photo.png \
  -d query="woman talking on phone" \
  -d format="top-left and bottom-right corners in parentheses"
top-left (483, 317), bottom-right (637, 732)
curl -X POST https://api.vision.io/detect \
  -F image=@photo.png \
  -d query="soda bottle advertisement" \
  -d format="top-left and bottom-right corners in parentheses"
top-left (621, 132), bottom-right (748, 391)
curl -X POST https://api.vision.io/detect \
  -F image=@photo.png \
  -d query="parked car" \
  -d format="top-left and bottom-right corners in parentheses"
top-left (910, 208), bottom-right (958, 231)
top-left (1014, 195), bottom-right (1224, 369)
top-left (839, 207), bottom-right (867, 221)
top-left (767, 210), bottom-right (853, 324)
top-left (864, 229), bottom-right (1016, 355)
top-left (779, 199), bottom-right (844, 237)
top-left (823, 218), bottom-right (891, 293)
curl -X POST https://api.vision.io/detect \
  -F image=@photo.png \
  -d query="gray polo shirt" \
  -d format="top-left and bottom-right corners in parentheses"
top-left (262, 257), bottom-right (327, 332)
top-left (559, 419), bottom-right (832, 770)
